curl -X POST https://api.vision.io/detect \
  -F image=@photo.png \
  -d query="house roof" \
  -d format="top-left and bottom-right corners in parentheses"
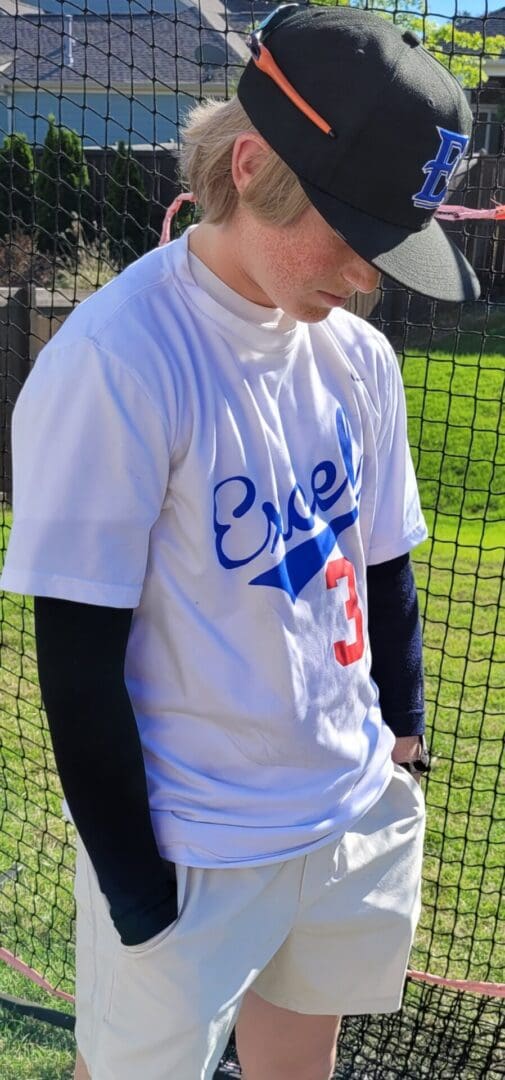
top-left (0, 9), bottom-right (247, 89)
top-left (456, 7), bottom-right (505, 36)
top-left (0, 1), bottom-right (40, 13)
top-left (223, 0), bottom-right (277, 28)
top-left (0, 2), bottom-right (189, 12)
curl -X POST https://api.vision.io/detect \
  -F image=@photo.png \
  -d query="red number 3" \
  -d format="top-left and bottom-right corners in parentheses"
top-left (325, 557), bottom-right (365, 666)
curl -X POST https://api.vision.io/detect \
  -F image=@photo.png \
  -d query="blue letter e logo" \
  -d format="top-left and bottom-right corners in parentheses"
top-left (412, 127), bottom-right (469, 211)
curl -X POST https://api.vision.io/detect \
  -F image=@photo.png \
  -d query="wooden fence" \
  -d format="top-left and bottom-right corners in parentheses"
top-left (450, 153), bottom-right (505, 292)
top-left (78, 144), bottom-right (182, 237)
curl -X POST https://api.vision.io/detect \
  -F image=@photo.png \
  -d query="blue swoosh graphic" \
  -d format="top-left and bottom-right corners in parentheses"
top-left (249, 504), bottom-right (359, 602)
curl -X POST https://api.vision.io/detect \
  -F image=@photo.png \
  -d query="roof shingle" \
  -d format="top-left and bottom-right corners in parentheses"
top-left (0, 10), bottom-right (246, 88)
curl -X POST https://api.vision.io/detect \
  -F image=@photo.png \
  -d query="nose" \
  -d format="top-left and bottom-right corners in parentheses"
top-left (342, 252), bottom-right (381, 294)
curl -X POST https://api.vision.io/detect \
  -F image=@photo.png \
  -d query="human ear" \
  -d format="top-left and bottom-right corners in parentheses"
top-left (231, 133), bottom-right (270, 195)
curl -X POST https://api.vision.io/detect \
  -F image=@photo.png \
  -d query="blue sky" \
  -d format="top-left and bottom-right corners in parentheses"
top-left (425, 1), bottom-right (503, 16)
top-left (17, 1), bottom-right (505, 23)
top-left (22, 2), bottom-right (505, 20)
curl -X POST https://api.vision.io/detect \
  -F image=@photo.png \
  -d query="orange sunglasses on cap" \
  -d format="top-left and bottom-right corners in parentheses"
top-left (246, 3), bottom-right (336, 139)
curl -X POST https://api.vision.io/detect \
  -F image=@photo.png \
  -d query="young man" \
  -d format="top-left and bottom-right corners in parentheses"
top-left (1, 7), bottom-right (478, 1079)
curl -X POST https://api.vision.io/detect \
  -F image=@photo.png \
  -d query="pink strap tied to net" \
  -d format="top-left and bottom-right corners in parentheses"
top-left (0, 946), bottom-right (75, 1003)
top-left (159, 194), bottom-right (505, 245)
top-left (159, 193), bottom-right (197, 245)
top-left (435, 202), bottom-right (505, 221)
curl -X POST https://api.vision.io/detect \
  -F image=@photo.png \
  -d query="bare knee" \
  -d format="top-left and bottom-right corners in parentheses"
top-left (74, 1049), bottom-right (91, 1080)
top-left (236, 990), bottom-right (340, 1080)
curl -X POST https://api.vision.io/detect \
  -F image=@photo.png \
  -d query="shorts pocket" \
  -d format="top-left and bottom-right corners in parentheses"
top-left (117, 864), bottom-right (189, 959)
top-left (393, 762), bottom-right (426, 808)
top-left (118, 917), bottom-right (179, 958)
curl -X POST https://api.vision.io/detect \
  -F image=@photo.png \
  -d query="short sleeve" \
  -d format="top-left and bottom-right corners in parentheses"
top-left (367, 345), bottom-right (427, 566)
top-left (1, 338), bottom-right (171, 607)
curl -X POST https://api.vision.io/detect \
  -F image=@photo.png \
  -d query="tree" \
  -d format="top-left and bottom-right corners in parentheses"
top-left (35, 115), bottom-right (90, 253)
top-left (0, 133), bottom-right (35, 238)
top-left (104, 140), bottom-right (150, 267)
top-left (312, 0), bottom-right (505, 88)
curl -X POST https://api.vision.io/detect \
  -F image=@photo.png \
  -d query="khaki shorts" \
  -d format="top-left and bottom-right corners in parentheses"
top-left (74, 765), bottom-right (425, 1079)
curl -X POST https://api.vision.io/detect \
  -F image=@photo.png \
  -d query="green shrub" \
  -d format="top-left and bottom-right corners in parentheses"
top-left (0, 133), bottom-right (35, 238)
top-left (104, 140), bottom-right (150, 266)
top-left (35, 115), bottom-right (90, 253)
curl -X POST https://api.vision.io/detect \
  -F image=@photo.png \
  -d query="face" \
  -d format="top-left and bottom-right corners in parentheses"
top-left (189, 134), bottom-right (381, 322)
top-left (214, 202), bottom-right (381, 323)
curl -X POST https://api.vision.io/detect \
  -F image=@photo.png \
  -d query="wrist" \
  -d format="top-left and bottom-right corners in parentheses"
top-left (398, 734), bottom-right (430, 776)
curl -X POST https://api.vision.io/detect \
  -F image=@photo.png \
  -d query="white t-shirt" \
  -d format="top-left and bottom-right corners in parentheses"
top-left (1, 231), bottom-right (427, 867)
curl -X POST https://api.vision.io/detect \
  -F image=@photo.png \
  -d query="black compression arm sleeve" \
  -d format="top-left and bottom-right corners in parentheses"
top-left (367, 553), bottom-right (425, 738)
top-left (34, 596), bottom-right (177, 946)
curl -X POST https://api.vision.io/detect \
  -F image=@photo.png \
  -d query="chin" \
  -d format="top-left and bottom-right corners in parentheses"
top-left (278, 295), bottom-right (328, 323)
top-left (294, 305), bottom-right (332, 324)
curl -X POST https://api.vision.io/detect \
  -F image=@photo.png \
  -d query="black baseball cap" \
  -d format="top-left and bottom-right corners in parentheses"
top-left (237, 4), bottom-right (480, 302)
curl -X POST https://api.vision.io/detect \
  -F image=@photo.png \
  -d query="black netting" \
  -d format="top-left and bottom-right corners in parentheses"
top-left (0, 3), bottom-right (503, 1078)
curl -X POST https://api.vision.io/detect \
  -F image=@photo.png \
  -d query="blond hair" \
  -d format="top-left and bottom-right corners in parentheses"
top-left (179, 97), bottom-right (309, 226)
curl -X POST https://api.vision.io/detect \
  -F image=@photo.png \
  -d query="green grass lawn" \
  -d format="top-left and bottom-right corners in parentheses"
top-left (0, 965), bottom-right (74, 1080)
top-left (0, 1014), bottom-right (74, 1080)
top-left (399, 348), bottom-right (505, 990)
top-left (0, 345), bottom-right (503, 1077)
top-left (402, 349), bottom-right (504, 531)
